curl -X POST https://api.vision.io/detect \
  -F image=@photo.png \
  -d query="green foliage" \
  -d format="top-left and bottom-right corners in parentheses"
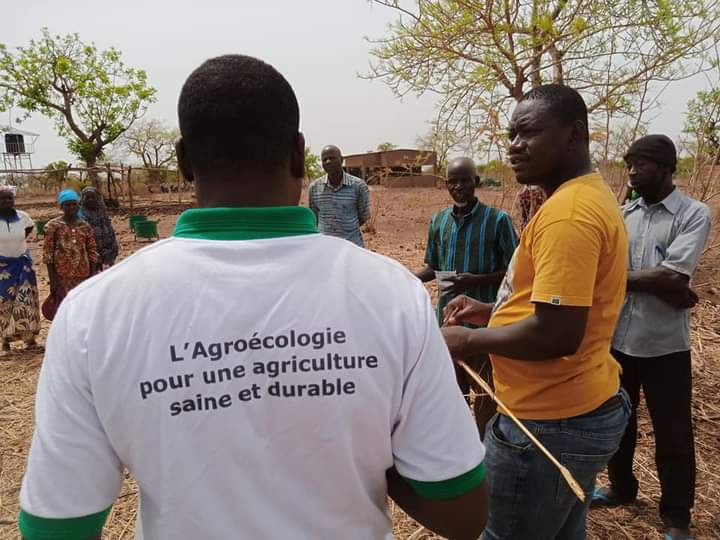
top-left (119, 118), bottom-right (179, 173)
top-left (44, 160), bottom-right (69, 171)
top-left (377, 142), bottom-right (397, 151)
top-left (478, 160), bottom-right (510, 187)
top-left (415, 122), bottom-right (459, 175)
top-left (64, 176), bottom-right (92, 193)
top-left (41, 160), bottom-right (70, 190)
top-left (368, 0), bottom-right (720, 152)
top-left (676, 156), bottom-right (696, 178)
top-left (683, 88), bottom-right (720, 163)
top-left (304, 147), bottom-right (323, 180)
top-left (0, 28), bottom-right (156, 166)
top-left (480, 177), bottom-right (502, 188)
top-left (478, 160), bottom-right (505, 175)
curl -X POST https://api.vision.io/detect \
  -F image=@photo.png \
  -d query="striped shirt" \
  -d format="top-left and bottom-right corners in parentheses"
top-left (424, 199), bottom-right (518, 321)
top-left (309, 173), bottom-right (370, 247)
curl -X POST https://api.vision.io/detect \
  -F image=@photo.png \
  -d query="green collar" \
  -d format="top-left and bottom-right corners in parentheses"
top-left (173, 206), bottom-right (318, 240)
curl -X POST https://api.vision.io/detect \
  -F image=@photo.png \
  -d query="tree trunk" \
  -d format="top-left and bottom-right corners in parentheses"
top-left (85, 149), bottom-right (104, 189)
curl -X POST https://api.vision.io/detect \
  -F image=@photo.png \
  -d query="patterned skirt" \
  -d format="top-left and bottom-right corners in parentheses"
top-left (0, 254), bottom-right (40, 340)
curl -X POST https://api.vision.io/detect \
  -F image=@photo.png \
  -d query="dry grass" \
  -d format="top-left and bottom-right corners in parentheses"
top-left (1, 188), bottom-right (719, 539)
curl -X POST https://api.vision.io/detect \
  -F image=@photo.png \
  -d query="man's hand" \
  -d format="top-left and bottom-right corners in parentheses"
top-left (441, 326), bottom-right (475, 361)
top-left (445, 273), bottom-right (479, 295)
top-left (415, 265), bottom-right (436, 283)
top-left (442, 303), bottom-right (589, 362)
top-left (656, 287), bottom-right (699, 309)
top-left (628, 267), bottom-right (700, 309)
top-left (443, 295), bottom-right (493, 327)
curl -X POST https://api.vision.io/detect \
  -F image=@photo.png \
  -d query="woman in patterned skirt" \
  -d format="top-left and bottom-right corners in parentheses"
top-left (0, 185), bottom-right (40, 353)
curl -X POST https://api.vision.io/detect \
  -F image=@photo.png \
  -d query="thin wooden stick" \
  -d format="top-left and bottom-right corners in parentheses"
top-left (457, 360), bottom-right (586, 502)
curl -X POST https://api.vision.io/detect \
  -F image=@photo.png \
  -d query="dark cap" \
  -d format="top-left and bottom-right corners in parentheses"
top-left (624, 134), bottom-right (677, 172)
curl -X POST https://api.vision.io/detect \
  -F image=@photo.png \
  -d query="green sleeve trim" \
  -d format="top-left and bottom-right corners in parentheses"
top-left (19, 507), bottom-right (111, 540)
top-left (404, 462), bottom-right (486, 500)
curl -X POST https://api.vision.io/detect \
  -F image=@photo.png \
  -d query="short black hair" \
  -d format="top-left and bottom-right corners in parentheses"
top-left (520, 84), bottom-right (589, 142)
top-left (178, 55), bottom-right (299, 174)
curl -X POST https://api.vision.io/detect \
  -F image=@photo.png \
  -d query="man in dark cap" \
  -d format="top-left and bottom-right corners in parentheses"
top-left (592, 134), bottom-right (712, 540)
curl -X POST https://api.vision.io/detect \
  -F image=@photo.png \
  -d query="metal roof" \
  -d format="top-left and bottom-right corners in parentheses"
top-left (0, 125), bottom-right (40, 137)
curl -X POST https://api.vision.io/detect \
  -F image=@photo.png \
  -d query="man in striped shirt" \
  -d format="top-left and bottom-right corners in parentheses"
top-left (416, 157), bottom-right (517, 431)
top-left (309, 145), bottom-right (370, 247)
top-left (415, 157), bottom-right (518, 323)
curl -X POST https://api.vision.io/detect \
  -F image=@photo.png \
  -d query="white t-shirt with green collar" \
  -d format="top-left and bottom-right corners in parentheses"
top-left (20, 206), bottom-right (485, 540)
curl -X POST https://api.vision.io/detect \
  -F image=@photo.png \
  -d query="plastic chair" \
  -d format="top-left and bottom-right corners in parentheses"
top-left (128, 215), bottom-right (148, 232)
top-left (134, 220), bottom-right (159, 241)
top-left (35, 219), bottom-right (48, 239)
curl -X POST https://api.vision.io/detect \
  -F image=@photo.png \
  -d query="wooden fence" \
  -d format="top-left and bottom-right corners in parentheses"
top-left (0, 164), bottom-right (190, 208)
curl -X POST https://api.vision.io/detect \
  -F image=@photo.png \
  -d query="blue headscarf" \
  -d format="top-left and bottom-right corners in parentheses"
top-left (58, 189), bottom-right (80, 205)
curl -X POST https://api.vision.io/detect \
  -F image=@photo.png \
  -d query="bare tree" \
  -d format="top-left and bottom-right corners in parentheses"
top-left (118, 119), bottom-right (179, 184)
top-left (367, 0), bottom-right (720, 150)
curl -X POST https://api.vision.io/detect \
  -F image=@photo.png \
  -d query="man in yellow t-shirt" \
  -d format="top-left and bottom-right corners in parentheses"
top-left (442, 84), bottom-right (630, 540)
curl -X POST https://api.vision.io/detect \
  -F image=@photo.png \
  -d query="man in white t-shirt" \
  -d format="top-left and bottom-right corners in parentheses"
top-left (19, 55), bottom-right (487, 540)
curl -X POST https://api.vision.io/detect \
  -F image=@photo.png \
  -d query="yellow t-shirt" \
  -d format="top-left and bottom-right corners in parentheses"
top-left (488, 173), bottom-right (627, 420)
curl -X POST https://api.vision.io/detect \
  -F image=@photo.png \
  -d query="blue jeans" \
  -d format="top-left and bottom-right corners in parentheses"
top-left (482, 390), bottom-right (631, 540)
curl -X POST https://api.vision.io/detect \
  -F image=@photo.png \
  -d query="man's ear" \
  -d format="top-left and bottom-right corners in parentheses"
top-left (568, 120), bottom-right (587, 151)
top-left (474, 175), bottom-right (481, 188)
top-left (290, 132), bottom-right (306, 179)
top-left (176, 138), bottom-right (194, 182)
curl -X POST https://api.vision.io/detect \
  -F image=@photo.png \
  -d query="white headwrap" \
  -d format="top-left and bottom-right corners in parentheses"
top-left (0, 185), bottom-right (17, 195)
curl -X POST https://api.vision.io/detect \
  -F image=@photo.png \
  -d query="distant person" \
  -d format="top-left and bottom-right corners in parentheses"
top-left (0, 185), bottom-right (40, 353)
top-left (79, 186), bottom-right (118, 268)
top-left (43, 189), bottom-right (98, 304)
top-left (415, 157), bottom-right (517, 430)
top-left (592, 135), bottom-right (711, 540)
top-left (441, 84), bottom-right (630, 539)
top-left (308, 145), bottom-right (370, 247)
top-left (516, 184), bottom-right (545, 231)
top-left (19, 55), bottom-right (487, 540)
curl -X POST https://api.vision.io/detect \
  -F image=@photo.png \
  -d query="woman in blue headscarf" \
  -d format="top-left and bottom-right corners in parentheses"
top-left (0, 185), bottom-right (40, 353)
top-left (79, 186), bottom-right (118, 268)
top-left (43, 189), bottom-right (98, 306)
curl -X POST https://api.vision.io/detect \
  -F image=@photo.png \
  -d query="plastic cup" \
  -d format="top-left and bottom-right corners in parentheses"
top-left (435, 270), bottom-right (457, 296)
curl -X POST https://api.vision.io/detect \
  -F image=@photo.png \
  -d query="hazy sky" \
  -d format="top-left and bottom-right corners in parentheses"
top-left (1, 0), bottom-right (714, 166)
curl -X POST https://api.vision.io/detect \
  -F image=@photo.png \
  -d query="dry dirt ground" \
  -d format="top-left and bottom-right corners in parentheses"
top-left (1, 186), bottom-right (719, 539)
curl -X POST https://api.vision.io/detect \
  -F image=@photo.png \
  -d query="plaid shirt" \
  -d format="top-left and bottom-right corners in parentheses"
top-left (308, 173), bottom-right (370, 247)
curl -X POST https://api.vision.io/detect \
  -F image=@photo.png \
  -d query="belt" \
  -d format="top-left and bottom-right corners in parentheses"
top-left (593, 393), bottom-right (624, 414)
